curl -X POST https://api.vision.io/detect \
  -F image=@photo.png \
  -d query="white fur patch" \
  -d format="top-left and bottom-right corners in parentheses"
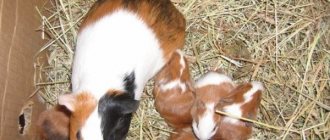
top-left (176, 50), bottom-right (186, 76)
top-left (243, 81), bottom-right (264, 103)
top-left (195, 72), bottom-right (233, 88)
top-left (159, 79), bottom-right (186, 93)
top-left (72, 9), bottom-right (165, 100)
top-left (80, 109), bottom-right (102, 140)
top-left (192, 103), bottom-right (217, 140)
top-left (223, 103), bottom-right (242, 125)
top-left (72, 9), bottom-right (166, 139)
top-left (222, 82), bottom-right (263, 125)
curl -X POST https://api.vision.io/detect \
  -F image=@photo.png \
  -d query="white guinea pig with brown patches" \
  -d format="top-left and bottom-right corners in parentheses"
top-left (153, 50), bottom-right (195, 130)
top-left (191, 71), bottom-right (235, 140)
top-left (57, 0), bottom-right (186, 140)
top-left (214, 82), bottom-right (263, 140)
top-left (36, 105), bottom-right (72, 140)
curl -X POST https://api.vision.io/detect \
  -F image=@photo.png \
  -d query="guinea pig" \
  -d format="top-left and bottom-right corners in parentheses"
top-left (58, 0), bottom-right (186, 139)
top-left (214, 82), bottom-right (263, 140)
top-left (153, 50), bottom-right (195, 129)
top-left (190, 71), bottom-right (235, 140)
top-left (36, 105), bottom-right (72, 140)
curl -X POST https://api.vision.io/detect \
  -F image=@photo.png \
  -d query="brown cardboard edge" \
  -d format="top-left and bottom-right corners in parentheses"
top-left (0, 0), bottom-right (50, 139)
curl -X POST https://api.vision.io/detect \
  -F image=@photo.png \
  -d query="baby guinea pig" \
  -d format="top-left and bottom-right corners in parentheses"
top-left (214, 81), bottom-right (263, 140)
top-left (191, 71), bottom-right (235, 140)
top-left (153, 50), bottom-right (195, 129)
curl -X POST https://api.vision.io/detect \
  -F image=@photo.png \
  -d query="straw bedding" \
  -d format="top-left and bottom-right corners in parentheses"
top-left (34, 0), bottom-right (330, 139)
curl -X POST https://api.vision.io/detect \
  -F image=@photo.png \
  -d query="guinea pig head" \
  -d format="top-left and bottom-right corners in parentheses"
top-left (36, 105), bottom-right (71, 140)
top-left (153, 50), bottom-right (195, 129)
top-left (215, 81), bottom-right (263, 140)
top-left (58, 92), bottom-right (97, 140)
top-left (191, 99), bottom-right (219, 140)
top-left (216, 81), bottom-right (263, 121)
top-left (191, 72), bottom-right (235, 140)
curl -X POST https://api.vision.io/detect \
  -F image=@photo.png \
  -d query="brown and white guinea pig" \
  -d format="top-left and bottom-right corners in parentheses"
top-left (57, 0), bottom-right (186, 140)
top-left (169, 127), bottom-right (196, 140)
top-left (214, 82), bottom-right (263, 140)
top-left (153, 50), bottom-right (195, 129)
top-left (190, 71), bottom-right (235, 140)
top-left (36, 105), bottom-right (72, 140)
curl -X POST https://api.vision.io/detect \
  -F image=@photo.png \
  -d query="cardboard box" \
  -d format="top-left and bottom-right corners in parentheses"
top-left (0, 0), bottom-right (46, 139)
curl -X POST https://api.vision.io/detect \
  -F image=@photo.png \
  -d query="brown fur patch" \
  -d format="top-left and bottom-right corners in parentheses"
top-left (195, 82), bottom-right (235, 105)
top-left (37, 105), bottom-right (71, 140)
top-left (215, 83), bottom-right (262, 140)
top-left (218, 83), bottom-right (252, 107)
top-left (79, 0), bottom-right (122, 30)
top-left (214, 119), bottom-right (252, 140)
top-left (69, 92), bottom-right (97, 140)
top-left (154, 89), bottom-right (195, 128)
top-left (106, 89), bottom-right (125, 97)
top-left (190, 99), bottom-right (206, 123)
top-left (170, 127), bottom-right (197, 140)
top-left (155, 52), bottom-right (182, 83)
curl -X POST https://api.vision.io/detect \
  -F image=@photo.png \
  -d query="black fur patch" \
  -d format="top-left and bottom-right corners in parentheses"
top-left (98, 72), bottom-right (139, 140)
top-left (123, 72), bottom-right (136, 95)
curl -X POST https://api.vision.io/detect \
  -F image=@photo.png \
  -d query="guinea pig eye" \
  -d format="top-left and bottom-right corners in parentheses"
top-left (77, 130), bottom-right (82, 140)
top-left (210, 126), bottom-right (218, 136)
top-left (212, 126), bottom-right (217, 132)
top-left (192, 120), bottom-right (199, 127)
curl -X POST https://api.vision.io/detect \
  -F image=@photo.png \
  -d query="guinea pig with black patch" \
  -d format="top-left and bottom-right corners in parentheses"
top-left (57, 0), bottom-right (186, 139)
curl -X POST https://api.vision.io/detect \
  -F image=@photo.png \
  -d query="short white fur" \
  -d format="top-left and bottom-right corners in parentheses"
top-left (195, 72), bottom-right (233, 88)
top-left (176, 50), bottom-right (186, 76)
top-left (160, 79), bottom-right (186, 93)
top-left (193, 103), bottom-right (217, 140)
top-left (223, 103), bottom-right (242, 125)
top-left (72, 9), bottom-right (165, 140)
top-left (243, 81), bottom-right (264, 103)
top-left (80, 110), bottom-right (103, 140)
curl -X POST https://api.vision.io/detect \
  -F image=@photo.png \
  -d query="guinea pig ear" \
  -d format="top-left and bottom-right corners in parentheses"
top-left (216, 97), bottom-right (234, 110)
top-left (58, 94), bottom-right (76, 112)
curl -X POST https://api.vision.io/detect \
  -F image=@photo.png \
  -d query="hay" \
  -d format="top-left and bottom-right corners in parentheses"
top-left (34, 0), bottom-right (330, 139)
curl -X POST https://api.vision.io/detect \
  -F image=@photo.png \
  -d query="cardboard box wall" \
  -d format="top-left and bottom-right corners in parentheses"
top-left (0, 0), bottom-right (46, 139)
